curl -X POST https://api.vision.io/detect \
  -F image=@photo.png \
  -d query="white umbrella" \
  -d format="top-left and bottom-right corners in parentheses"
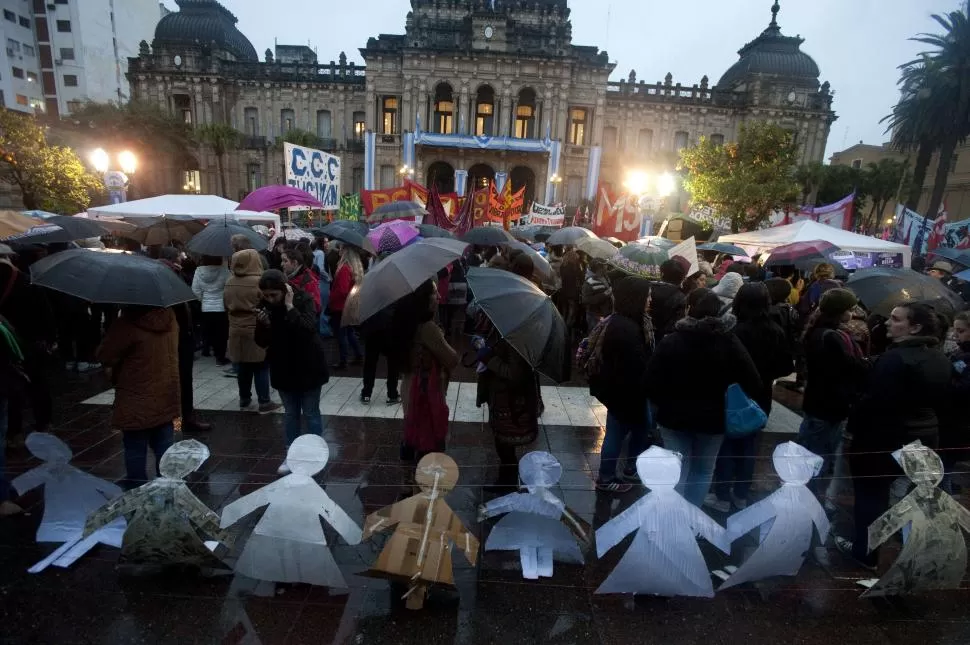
top-left (358, 238), bottom-right (468, 323)
top-left (87, 195), bottom-right (239, 219)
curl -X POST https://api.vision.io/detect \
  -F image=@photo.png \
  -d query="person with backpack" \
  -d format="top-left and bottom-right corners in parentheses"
top-left (581, 259), bottom-right (613, 333)
top-left (590, 276), bottom-right (654, 493)
top-left (765, 277), bottom-right (800, 357)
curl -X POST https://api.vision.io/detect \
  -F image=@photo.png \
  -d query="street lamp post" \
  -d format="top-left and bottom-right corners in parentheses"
top-left (92, 148), bottom-right (137, 203)
top-left (549, 173), bottom-right (562, 204)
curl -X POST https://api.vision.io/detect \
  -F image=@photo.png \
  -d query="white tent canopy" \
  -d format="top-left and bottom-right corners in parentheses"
top-left (88, 195), bottom-right (239, 219)
top-left (719, 220), bottom-right (912, 268)
top-left (228, 210), bottom-right (282, 231)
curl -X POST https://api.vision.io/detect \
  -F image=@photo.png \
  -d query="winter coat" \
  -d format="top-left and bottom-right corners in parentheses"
top-left (288, 265), bottom-right (321, 313)
top-left (191, 265), bottom-right (229, 313)
top-left (477, 340), bottom-right (541, 446)
top-left (96, 308), bottom-right (180, 431)
top-left (768, 302), bottom-right (800, 355)
top-left (848, 336), bottom-right (953, 475)
top-left (254, 289), bottom-right (329, 393)
top-left (713, 273), bottom-right (743, 313)
top-left (647, 281), bottom-right (687, 342)
top-left (644, 315), bottom-right (762, 435)
top-left (329, 263), bottom-right (355, 312)
top-left (801, 323), bottom-right (868, 423)
top-left (591, 277), bottom-right (652, 424)
top-left (559, 259), bottom-right (584, 302)
top-left (940, 341), bottom-right (970, 465)
top-left (733, 316), bottom-right (794, 415)
top-left (581, 271), bottom-right (613, 318)
top-left (223, 250), bottom-right (267, 364)
top-left (0, 262), bottom-right (55, 344)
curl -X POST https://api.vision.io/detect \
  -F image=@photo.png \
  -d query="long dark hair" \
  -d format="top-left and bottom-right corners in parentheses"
top-left (896, 302), bottom-right (949, 342)
top-left (732, 283), bottom-right (770, 323)
top-left (387, 280), bottom-right (436, 372)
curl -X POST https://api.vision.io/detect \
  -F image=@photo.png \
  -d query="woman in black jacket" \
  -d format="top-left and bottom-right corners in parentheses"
top-left (710, 283), bottom-right (793, 511)
top-left (255, 270), bottom-right (330, 475)
top-left (836, 302), bottom-right (953, 569)
top-left (590, 276), bottom-right (654, 493)
top-left (644, 288), bottom-right (762, 507)
top-left (939, 311), bottom-right (969, 492)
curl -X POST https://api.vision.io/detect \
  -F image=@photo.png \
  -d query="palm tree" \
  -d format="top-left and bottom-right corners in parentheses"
top-left (194, 122), bottom-right (240, 198)
top-left (277, 128), bottom-right (321, 149)
top-left (794, 161), bottom-right (825, 206)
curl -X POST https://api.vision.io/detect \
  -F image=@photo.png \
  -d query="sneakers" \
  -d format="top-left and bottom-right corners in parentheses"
top-left (223, 366), bottom-right (238, 378)
top-left (239, 398), bottom-right (253, 410)
top-left (277, 462), bottom-right (291, 476)
top-left (76, 361), bottom-right (101, 373)
top-left (215, 358), bottom-right (231, 367)
top-left (258, 401), bottom-right (281, 414)
top-left (833, 535), bottom-right (878, 572)
top-left (387, 394), bottom-right (401, 405)
top-left (360, 393), bottom-right (371, 404)
top-left (595, 479), bottom-right (633, 494)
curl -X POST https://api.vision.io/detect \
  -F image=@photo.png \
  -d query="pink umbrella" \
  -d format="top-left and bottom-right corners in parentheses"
top-left (237, 186), bottom-right (323, 212)
top-left (366, 220), bottom-right (419, 254)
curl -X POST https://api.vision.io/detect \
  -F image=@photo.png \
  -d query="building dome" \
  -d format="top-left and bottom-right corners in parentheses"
top-left (153, 0), bottom-right (257, 62)
top-left (716, 2), bottom-right (820, 90)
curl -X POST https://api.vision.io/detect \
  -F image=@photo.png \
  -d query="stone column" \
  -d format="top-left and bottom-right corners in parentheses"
top-left (498, 89), bottom-right (511, 137)
top-left (365, 88), bottom-right (376, 131)
top-left (458, 85), bottom-right (468, 134)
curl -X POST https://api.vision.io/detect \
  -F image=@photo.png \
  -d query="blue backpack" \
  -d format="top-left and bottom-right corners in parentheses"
top-left (724, 383), bottom-right (767, 438)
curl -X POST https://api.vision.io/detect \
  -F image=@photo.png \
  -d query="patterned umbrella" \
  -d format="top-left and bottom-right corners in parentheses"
top-left (764, 240), bottom-right (841, 268)
top-left (366, 220), bottom-right (419, 254)
top-left (608, 242), bottom-right (669, 279)
top-left (281, 227), bottom-right (314, 242)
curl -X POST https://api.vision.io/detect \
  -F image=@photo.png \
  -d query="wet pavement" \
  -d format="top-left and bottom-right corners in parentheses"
top-left (2, 350), bottom-right (970, 644)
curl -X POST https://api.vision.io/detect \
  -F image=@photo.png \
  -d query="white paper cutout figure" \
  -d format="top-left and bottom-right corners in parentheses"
top-left (220, 434), bottom-right (363, 587)
top-left (720, 441), bottom-right (829, 589)
top-left (481, 451), bottom-right (587, 579)
top-left (12, 432), bottom-right (127, 573)
top-left (863, 440), bottom-right (970, 597)
top-left (595, 446), bottom-right (729, 597)
top-left (83, 439), bottom-right (232, 570)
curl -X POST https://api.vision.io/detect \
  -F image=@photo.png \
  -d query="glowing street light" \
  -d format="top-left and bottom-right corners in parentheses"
top-left (118, 150), bottom-right (137, 175)
top-left (549, 172), bottom-right (562, 201)
top-left (623, 170), bottom-right (649, 195)
top-left (91, 148), bottom-right (110, 174)
top-left (657, 172), bottom-right (676, 198)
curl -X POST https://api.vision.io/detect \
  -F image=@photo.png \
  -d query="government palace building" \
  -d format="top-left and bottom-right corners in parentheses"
top-left (126, 0), bottom-right (836, 211)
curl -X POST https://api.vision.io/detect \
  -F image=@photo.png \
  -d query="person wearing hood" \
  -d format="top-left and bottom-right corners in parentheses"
top-left (836, 302), bottom-right (953, 570)
top-left (648, 259), bottom-right (688, 343)
top-left (191, 255), bottom-right (230, 367)
top-left (712, 271), bottom-right (743, 315)
top-left (590, 276), bottom-right (654, 493)
top-left (96, 306), bottom-right (180, 488)
top-left (224, 249), bottom-right (278, 414)
top-left (254, 270), bottom-right (329, 475)
top-left (581, 258), bottom-right (613, 332)
top-left (643, 288), bottom-right (762, 507)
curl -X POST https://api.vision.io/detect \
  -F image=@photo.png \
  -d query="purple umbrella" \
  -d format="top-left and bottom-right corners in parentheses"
top-left (237, 185), bottom-right (323, 212)
top-left (366, 220), bottom-right (419, 254)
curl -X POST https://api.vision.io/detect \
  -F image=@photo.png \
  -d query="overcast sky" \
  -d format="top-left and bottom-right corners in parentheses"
top-left (164, 0), bottom-right (963, 159)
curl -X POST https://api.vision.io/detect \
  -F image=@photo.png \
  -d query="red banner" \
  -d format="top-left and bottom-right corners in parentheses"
top-left (471, 187), bottom-right (491, 226)
top-left (360, 181), bottom-right (459, 216)
top-left (592, 182), bottom-right (640, 241)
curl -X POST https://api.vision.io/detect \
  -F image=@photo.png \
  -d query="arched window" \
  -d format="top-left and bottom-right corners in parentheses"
top-left (515, 88), bottom-right (536, 139)
top-left (709, 133), bottom-right (724, 146)
top-left (475, 85), bottom-right (495, 136)
top-left (316, 110), bottom-right (332, 139)
top-left (434, 83), bottom-right (454, 135)
top-left (673, 130), bottom-right (689, 151)
top-left (280, 108), bottom-right (295, 135)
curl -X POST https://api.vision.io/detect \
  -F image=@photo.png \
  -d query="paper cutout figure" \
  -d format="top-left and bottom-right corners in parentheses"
top-left (362, 453), bottom-right (479, 609)
top-left (83, 439), bottom-right (232, 570)
top-left (863, 440), bottom-right (970, 597)
top-left (12, 432), bottom-right (127, 572)
top-left (480, 451), bottom-right (587, 579)
top-left (595, 446), bottom-right (729, 597)
top-left (219, 434), bottom-right (362, 586)
top-left (720, 441), bottom-right (829, 589)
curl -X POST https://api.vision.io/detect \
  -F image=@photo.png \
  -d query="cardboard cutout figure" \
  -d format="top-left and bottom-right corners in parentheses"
top-left (83, 439), bottom-right (231, 570)
top-left (362, 453), bottom-right (479, 609)
top-left (863, 440), bottom-right (970, 597)
top-left (595, 446), bottom-right (729, 597)
top-left (480, 451), bottom-right (587, 579)
top-left (219, 434), bottom-right (362, 587)
top-left (720, 441), bottom-right (829, 589)
top-left (12, 432), bottom-right (126, 572)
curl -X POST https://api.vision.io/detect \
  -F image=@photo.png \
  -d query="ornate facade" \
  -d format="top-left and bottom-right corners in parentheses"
top-left (127, 0), bottom-right (836, 209)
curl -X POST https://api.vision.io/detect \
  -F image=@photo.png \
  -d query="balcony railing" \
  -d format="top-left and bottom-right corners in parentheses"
top-left (346, 139), bottom-right (365, 153)
top-left (241, 135), bottom-right (267, 149)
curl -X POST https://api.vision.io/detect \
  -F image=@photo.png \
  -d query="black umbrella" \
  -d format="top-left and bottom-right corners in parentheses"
top-left (461, 226), bottom-right (515, 246)
top-left (4, 215), bottom-right (109, 245)
top-left (320, 220), bottom-right (369, 249)
top-left (508, 241), bottom-right (555, 282)
top-left (30, 249), bottom-right (197, 307)
top-left (846, 267), bottom-right (965, 318)
top-left (697, 242), bottom-right (749, 257)
top-left (366, 201), bottom-right (426, 224)
top-left (417, 224), bottom-right (456, 239)
top-left (466, 267), bottom-right (566, 382)
top-left (122, 217), bottom-right (205, 246)
top-left (928, 247), bottom-right (970, 269)
top-left (186, 219), bottom-right (267, 257)
top-left (545, 226), bottom-right (597, 246)
top-left (510, 225), bottom-right (558, 243)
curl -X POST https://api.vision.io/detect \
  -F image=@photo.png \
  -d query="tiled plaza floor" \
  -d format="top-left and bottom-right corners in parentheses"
top-left (1, 354), bottom-right (969, 644)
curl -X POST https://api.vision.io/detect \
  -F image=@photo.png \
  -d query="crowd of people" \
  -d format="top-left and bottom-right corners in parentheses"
top-left (0, 225), bottom-right (968, 580)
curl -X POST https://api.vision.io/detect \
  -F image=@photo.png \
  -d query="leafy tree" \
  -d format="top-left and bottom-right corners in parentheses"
top-left (793, 161), bottom-right (825, 205)
top-left (0, 110), bottom-right (102, 211)
top-left (679, 122), bottom-right (799, 232)
top-left (194, 123), bottom-right (240, 198)
top-left (861, 158), bottom-right (910, 233)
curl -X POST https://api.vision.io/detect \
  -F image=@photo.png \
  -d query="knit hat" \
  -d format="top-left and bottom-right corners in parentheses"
top-left (819, 288), bottom-right (858, 317)
top-left (930, 260), bottom-right (954, 275)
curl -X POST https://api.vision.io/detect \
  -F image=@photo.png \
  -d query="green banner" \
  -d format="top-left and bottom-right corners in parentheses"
top-left (338, 194), bottom-right (362, 221)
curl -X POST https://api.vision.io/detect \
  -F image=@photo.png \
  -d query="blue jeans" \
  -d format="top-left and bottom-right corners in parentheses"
top-left (237, 361), bottom-right (270, 404)
top-left (0, 398), bottom-right (10, 501)
top-left (598, 407), bottom-right (652, 482)
top-left (714, 432), bottom-right (759, 502)
top-left (331, 310), bottom-right (363, 364)
top-left (278, 387), bottom-right (324, 446)
top-left (659, 427), bottom-right (724, 507)
top-left (797, 416), bottom-right (844, 494)
top-left (121, 422), bottom-right (175, 488)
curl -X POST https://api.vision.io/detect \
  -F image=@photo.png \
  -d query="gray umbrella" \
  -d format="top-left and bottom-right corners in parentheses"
top-left (3, 215), bottom-right (109, 245)
top-left (545, 226), bottom-right (597, 246)
top-left (508, 241), bottom-right (554, 282)
top-left (30, 249), bottom-right (197, 307)
top-left (358, 238), bottom-right (468, 322)
top-left (461, 226), bottom-right (515, 246)
top-left (466, 267), bottom-right (566, 382)
top-left (418, 224), bottom-right (456, 239)
top-left (321, 220), bottom-right (369, 249)
top-left (186, 219), bottom-right (267, 257)
top-left (367, 201), bottom-right (427, 224)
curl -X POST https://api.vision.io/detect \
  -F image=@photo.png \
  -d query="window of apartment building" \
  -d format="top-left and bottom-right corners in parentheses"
top-left (566, 176), bottom-right (582, 205)
top-left (673, 130), bottom-right (689, 151)
top-left (56, 20), bottom-right (71, 33)
top-left (11, 67), bottom-right (23, 79)
top-left (638, 128), bottom-right (653, 153)
top-left (23, 44), bottom-right (34, 57)
top-left (709, 133), bottom-right (725, 146)
top-left (352, 166), bottom-right (364, 194)
top-left (280, 108), bottom-right (294, 134)
top-left (568, 108), bottom-right (588, 146)
top-left (66, 99), bottom-right (82, 114)
top-left (433, 83), bottom-right (454, 135)
top-left (379, 164), bottom-right (395, 190)
top-left (246, 163), bottom-right (262, 192)
top-left (243, 107), bottom-right (258, 136)
top-left (15, 94), bottom-right (27, 106)
top-left (59, 47), bottom-right (74, 60)
top-left (18, 16), bottom-right (29, 28)
top-left (3, 11), bottom-right (14, 23)
top-left (475, 85), bottom-right (494, 136)
top-left (851, 159), bottom-right (862, 170)
top-left (382, 96), bottom-right (398, 135)
top-left (353, 111), bottom-right (365, 139)
top-left (316, 109), bottom-right (331, 139)
top-left (26, 71), bottom-right (36, 83)
top-left (7, 39), bottom-right (20, 55)
top-left (602, 126), bottom-right (618, 151)
top-left (63, 74), bottom-right (77, 87)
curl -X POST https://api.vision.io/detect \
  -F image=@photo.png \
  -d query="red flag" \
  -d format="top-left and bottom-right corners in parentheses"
top-left (927, 203), bottom-right (947, 252)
